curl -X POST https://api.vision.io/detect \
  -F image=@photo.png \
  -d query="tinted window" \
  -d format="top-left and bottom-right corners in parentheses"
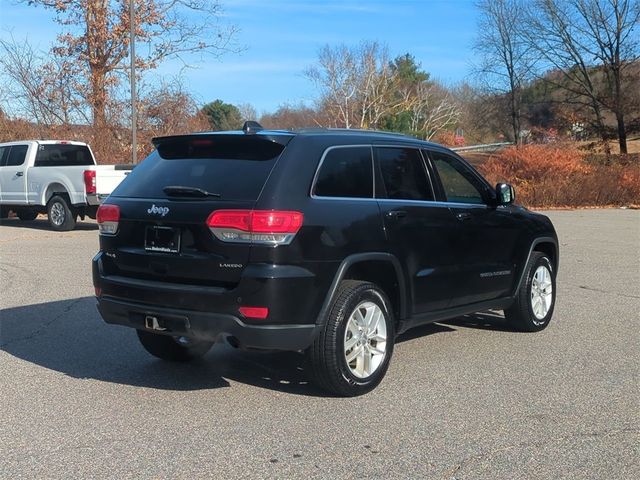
top-left (5, 145), bottom-right (28, 167)
top-left (0, 147), bottom-right (9, 166)
top-left (314, 147), bottom-right (373, 198)
top-left (376, 147), bottom-right (433, 201)
top-left (429, 151), bottom-right (486, 204)
top-left (34, 144), bottom-right (93, 167)
top-left (112, 137), bottom-right (285, 201)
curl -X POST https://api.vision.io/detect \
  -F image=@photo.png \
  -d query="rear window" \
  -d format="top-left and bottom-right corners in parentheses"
top-left (111, 137), bottom-right (286, 201)
top-left (34, 144), bottom-right (93, 167)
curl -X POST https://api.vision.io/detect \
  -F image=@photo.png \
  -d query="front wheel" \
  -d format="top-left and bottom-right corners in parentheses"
top-left (47, 195), bottom-right (76, 231)
top-left (306, 280), bottom-right (395, 396)
top-left (505, 252), bottom-right (556, 332)
top-left (136, 330), bottom-right (214, 362)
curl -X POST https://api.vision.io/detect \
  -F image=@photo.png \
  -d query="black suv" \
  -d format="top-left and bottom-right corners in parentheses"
top-left (93, 125), bottom-right (558, 396)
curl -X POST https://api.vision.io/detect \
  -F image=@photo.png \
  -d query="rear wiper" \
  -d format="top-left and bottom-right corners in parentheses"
top-left (163, 186), bottom-right (222, 198)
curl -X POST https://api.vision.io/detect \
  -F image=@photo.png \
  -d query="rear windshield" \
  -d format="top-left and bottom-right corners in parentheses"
top-left (111, 137), bottom-right (286, 201)
top-left (34, 144), bottom-right (94, 167)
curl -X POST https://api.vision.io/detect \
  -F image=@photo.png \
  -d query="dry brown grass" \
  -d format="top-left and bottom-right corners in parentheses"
top-left (479, 144), bottom-right (640, 208)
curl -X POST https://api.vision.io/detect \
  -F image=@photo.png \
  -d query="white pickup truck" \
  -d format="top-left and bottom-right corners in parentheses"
top-left (0, 140), bottom-right (132, 230)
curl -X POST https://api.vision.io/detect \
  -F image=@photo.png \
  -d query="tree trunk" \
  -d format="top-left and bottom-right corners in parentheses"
top-left (615, 109), bottom-right (627, 155)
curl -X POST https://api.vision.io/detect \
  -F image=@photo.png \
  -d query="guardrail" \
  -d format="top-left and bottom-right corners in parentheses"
top-left (452, 142), bottom-right (512, 153)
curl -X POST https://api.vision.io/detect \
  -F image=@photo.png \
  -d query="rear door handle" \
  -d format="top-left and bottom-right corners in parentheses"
top-left (387, 210), bottom-right (407, 219)
top-left (456, 212), bottom-right (472, 221)
top-left (15, 171), bottom-right (24, 177)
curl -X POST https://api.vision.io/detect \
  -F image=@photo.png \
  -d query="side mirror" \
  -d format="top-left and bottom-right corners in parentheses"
top-left (496, 183), bottom-right (515, 205)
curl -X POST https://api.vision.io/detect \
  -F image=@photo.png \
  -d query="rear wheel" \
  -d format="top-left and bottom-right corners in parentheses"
top-left (17, 209), bottom-right (38, 221)
top-left (136, 330), bottom-right (214, 362)
top-left (505, 252), bottom-right (556, 332)
top-left (47, 195), bottom-right (76, 231)
top-left (306, 280), bottom-right (395, 396)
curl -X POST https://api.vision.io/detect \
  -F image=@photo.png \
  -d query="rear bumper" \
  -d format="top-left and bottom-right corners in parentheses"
top-left (92, 251), bottom-right (332, 351)
top-left (97, 296), bottom-right (319, 351)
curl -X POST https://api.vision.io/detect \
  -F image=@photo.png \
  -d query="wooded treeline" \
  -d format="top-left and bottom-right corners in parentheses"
top-left (0, 0), bottom-right (638, 163)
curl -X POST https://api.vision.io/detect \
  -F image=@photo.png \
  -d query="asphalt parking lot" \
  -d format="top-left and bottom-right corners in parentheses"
top-left (1, 209), bottom-right (638, 479)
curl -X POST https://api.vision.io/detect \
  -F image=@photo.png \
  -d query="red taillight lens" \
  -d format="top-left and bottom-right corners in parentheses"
top-left (84, 170), bottom-right (96, 195)
top-left (97, 204), bottom-right (120, 235)
top-left (250, 211), bottom-right (304, 233)
top-left (239, 306), bottom-right (269, 319)
top-left (207, 210), bottom-right (303, 245)
top-left (207, 210), bottom-right (252, 231)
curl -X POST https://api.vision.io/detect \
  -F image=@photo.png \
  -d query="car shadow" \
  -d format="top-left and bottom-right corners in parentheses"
top-left (0, 297), bottom-right (510, 397)
top-left (0, 217), bottom-right (98, 231)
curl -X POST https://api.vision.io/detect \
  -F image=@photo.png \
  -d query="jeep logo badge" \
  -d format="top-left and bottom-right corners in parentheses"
top-left (147, 204), bottom-right (169, 217)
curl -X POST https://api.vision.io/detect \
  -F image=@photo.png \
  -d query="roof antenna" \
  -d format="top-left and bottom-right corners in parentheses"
top-left (242, 121), bottom-right (263, 134)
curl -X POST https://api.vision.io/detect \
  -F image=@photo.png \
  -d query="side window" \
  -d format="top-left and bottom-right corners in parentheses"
top-left (429, 151), bottom-right (486, 205)
top-left (0, 147), bottom-right (9, 166)
top-left (376, 147), bottom-right (433, 201)
top-left (313, 146), bottom-right (373, 198)
top-left (5, 145), bottom-right (28, 167)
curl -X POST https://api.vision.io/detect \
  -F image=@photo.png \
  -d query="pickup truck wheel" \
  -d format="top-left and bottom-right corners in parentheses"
top-left (17, 209), bottom-right (38, 221)
top-left (306, 280), bottom-right (395, 396)
top-left (136, 330), bottom-right (214, 362)
top-left (47, 195), bottom-right (76, 231)
top-left (505, 252), bottom-right (556, 332)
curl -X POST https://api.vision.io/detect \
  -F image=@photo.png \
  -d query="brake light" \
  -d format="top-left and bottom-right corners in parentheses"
top-left (239, 306), bottom-right (269, 319)
top-left (97, 204), bottom-right (120, 235)
top-left (84, 170), bottom-right (96, 195)
top-left (207, 210), bottom-right (303, 245)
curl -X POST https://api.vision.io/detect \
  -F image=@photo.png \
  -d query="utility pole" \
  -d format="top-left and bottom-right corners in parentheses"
top-left (130, 0), bottom-right (137, 164)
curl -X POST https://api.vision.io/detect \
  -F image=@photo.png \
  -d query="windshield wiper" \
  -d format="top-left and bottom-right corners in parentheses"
top-left (163, 186), bottom-right (222, 198)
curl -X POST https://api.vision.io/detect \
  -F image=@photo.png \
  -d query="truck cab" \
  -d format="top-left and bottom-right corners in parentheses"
top-left (0, 140), bottom-right (132, 230)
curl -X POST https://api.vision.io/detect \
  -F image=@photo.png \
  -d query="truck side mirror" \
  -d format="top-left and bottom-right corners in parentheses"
top-left (496, 183), bottom-right (515, 205)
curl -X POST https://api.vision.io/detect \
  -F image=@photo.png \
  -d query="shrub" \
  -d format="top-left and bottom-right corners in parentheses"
top-left (479, 144), bottom-right (640, 208)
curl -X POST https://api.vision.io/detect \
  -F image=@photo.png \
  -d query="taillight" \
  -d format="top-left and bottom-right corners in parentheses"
top-left (97, 204), bottom-right (120, 235)
top-left (84, 170), bottom-right (96, 195)
top-left (207, 209), bottom-right (303, 245)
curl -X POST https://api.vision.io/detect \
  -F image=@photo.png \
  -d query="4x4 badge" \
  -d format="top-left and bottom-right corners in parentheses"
top-left (147, 204), bottom-right (169, 217)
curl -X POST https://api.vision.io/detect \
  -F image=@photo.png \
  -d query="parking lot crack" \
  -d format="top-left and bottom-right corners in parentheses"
top-left (0, 297), bottom-right (86, 348)
top-left (577, 285), bottom-right (640, 299)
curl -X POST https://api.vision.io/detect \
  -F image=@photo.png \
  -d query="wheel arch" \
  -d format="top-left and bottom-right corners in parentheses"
top-left (512, 236), bottom-right (559, 296)
top-left (42, 183), bottom-right (71, 206)
top-left (316, 253), bottom-right (407, 327)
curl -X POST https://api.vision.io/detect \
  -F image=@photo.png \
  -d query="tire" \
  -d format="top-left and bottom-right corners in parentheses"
top-left (136, 330), bottom-right (214, 362)
top-left (47, 195), bottom-right (76, 231)
top-left (306, 280), bottom-right (395, 396)
top-left (505, 252), bottom-right (556, 332)
top-left (17, 209), bottom-right (38, 221)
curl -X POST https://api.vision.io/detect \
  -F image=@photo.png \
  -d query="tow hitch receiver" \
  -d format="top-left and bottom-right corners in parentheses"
top-left (145, 315), bottom-right (167, 331)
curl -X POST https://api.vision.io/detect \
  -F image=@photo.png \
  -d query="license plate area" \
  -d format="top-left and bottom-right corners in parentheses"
top-left (145, 226), bottom-right (180, 253)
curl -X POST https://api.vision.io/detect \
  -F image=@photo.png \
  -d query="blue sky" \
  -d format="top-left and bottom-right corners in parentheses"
top-left (0, 0), bottom-right (479, 114)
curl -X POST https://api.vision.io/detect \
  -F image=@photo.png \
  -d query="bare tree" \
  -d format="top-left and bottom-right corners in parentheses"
top-left (305, 44), bottom-right (358, 128)
top-left (408, 83), bottom-right (460, 140)
top-left (572, 0), bottom-right (640, 154)
top-left (474, 0), bottom-right (533, 144)
top-left (524, 0), bottom-right (639, 154)
top-left (0, 36), bottom-right (88, 133)
top-left (21, 0), bottom-right (239, 135)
